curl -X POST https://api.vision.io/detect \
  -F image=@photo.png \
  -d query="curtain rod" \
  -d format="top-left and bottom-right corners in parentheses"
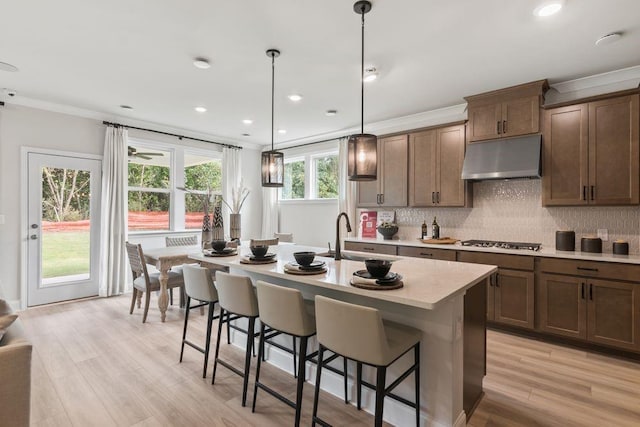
top-left (102, 121), bottom-right (242, 150)
top-left (279, 135), bottom-right (347, 151)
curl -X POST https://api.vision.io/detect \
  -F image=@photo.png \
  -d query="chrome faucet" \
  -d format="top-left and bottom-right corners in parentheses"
top-left (335, 212), bottom-right (352, 261)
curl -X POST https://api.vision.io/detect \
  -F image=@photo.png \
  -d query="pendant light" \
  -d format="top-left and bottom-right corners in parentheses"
top-left (261, 49), bottom-right (285, 187)
top-left (348, 0), bottom-right (377, 181)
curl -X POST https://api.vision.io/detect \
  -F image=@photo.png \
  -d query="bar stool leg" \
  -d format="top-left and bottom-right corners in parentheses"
top-left (294, 336), bottom-right (308, 427)
top-left (311, 344), bottom-right (325, 427)
top-left (414, 343), bottom-right (420, 426)
top-left (212, 308), bottom-right (225, 385)
top-left (179, 296), bottom-right (191, 362)
top-left (202, 301), bottom-right (215, 378)
top-left (293, 336), bottom-right (298, 378)
top-left (241, 317), bottom-right (255, 406)
top-left (356, 362), bottom-right (362, 409)
top-left (374, 367), bottom-right (386, 427)
top-left (251, 323), bottom-right (267, 413)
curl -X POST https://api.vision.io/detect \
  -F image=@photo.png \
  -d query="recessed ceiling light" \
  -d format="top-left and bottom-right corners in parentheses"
top-left (326, 109), bottom-right (338, 116)
top-left (0, 61), bottom-right (18, 72)
top-left (242, 133), bottom-right (251, 137)
top-left (533, 0), bottom-right (564, 17)
top-left (288, 94), bottom-right (303, 102)
top-left (120, 105), bottom-right (133, 110)
top-left (595, 32), bottom-right (623, 46)
top-left (363, 67), bottom-right (378, 82)
top-left (194, 106), bottom-right (207, 113)
top-left (242, 119), bottom-right (253, 125)
top-left (278, 129), bottom-right (287, 134)
top-left (193, 57), bottom-right (211, 69)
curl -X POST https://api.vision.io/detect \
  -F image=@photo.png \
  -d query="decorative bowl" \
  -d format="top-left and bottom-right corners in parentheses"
top-left (250, 245), bottom-right (269, 258)
top-left (365, 259), bottom-right (392, 278)
top-left (211, 240), bottom-right (227, 252)
top-left (293, 251), bottom-right (316, 266)
top-left (377, 226), bottom-right (398, 240)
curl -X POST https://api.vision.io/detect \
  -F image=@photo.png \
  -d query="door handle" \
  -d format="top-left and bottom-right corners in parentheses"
top-left (31, 224), bottom-right (39, 229)
top-left (30, 234), bottom-right (38, 240)
top-left (502, 120), bottom-right (507, 134)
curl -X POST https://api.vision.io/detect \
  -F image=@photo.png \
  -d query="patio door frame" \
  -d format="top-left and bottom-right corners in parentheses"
top-left (21, 147), bottom-right (102, 308)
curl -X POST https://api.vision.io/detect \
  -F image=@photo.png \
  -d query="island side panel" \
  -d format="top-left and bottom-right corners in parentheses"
top-left (463, 278), bottom-right (487, 417)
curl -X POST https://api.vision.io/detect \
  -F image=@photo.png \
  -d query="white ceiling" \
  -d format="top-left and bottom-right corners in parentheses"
top-left (1, 0), bottom-right (639, 147)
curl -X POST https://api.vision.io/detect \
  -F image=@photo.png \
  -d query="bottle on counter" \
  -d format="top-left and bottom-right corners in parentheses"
top-left (421, 220), bottom-right (428, 239)
top-left (432, 216), bottom-right (440, 240)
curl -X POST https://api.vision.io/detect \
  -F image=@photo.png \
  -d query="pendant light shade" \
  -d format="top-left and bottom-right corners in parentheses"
top-left (348, 0), bottom-right (377, 182)
top-left (262, 49), bottom-right (285, 187)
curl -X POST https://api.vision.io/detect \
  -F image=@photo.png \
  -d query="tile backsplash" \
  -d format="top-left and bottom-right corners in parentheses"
top-left (386, 180), bottom-right (640, 254)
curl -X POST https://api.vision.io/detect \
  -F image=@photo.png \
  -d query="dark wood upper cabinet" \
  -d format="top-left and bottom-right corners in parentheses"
top-left (356, 134), bottom-right (408, 207)
top-left (543, 93), bottom-right (639, 206)
top-left (465, 80), bottom-right (548, 143)
top-left (409, 124), bottom-right (469, 207)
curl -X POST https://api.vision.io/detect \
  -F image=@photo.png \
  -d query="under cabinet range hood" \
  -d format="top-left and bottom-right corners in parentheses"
top-left (461, 134), bottom-right (542, 180)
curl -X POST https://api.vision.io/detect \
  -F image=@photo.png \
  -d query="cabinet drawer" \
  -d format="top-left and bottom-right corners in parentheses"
top-left (458, 251), bottom-right (534, 271)
top-left (539, 258), bottom-right (640, 282)
top-left (398, 246), bottom-right (456, 261)
top-left (344, 241), bottom-right (397, 255)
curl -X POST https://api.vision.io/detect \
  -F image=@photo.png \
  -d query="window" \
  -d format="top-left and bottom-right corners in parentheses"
top-left (280, 147), bottom-right (338, 200)
top-left (127, 141), bottom-right (223, 232)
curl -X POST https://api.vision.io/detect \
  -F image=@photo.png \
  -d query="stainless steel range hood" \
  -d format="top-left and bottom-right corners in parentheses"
top-left (461, 134), bottom-right (541, 180)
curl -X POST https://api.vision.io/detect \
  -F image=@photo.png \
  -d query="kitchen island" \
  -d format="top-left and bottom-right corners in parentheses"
top-left (190, 244), bottom-right (496, 427)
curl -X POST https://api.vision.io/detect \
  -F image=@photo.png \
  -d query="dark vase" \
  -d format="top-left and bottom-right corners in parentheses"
top-left (377, 226), bottom-right (398, 240)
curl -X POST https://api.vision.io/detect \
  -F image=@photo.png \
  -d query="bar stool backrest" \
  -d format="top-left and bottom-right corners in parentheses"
top-left (256, 281), bottom-right (315, 337)
top-left (315, 295), bottom-right (388, 366)
top-left (214, 271), bottom-right (259, 317)
top-left (183, 265), bottom-right (218, 303)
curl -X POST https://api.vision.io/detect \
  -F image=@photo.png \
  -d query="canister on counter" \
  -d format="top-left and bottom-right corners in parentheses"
top-left (613, 240), bottom-right (629, 255)
top-left (555, 230), bottom-right (575, 251)
top-left (581, 236), bottom-right (602, 253)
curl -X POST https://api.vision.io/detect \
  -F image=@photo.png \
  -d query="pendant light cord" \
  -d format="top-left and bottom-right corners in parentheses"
top-left (271, 52), bottom-right (275, 152)
top-left (360, 6), bottom-right (365, 135)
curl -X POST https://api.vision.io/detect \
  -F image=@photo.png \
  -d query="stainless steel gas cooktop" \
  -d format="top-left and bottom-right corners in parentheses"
top-left (461, 240), bottom-right (542, 251)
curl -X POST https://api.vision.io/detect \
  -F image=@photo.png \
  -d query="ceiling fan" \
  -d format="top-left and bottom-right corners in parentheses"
top-left (127, 146), bottom-right (163, 160)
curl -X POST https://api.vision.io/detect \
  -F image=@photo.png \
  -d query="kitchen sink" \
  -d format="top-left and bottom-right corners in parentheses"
top-left (316, 251), bottom-right (397, 262)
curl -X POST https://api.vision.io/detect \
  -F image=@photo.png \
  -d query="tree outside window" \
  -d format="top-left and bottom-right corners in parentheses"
top-left (283, 159), bottom-right (305, 199)
top-left (314, 154), bottom-right (338, 198)
top-left (184, 156), bottom-right (222, 229)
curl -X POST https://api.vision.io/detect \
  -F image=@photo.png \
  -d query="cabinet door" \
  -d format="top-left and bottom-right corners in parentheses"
top-left (408, 130), bottom-right (437, 207)
top-left (487, 274), bottom-right (495, 321)
top-left (589, 94), bottom-right (640, 205)
top-left (502, 96), bottom-right (540, 138)
top-left (493, 269), bottom-right (535, 329)
top-left (437, 125), bottom-right (466, 206)
top-left (467, 103), bottom-right (502, 142)
top-left (538, 273), bottom-right (587, 340)
top-left (587, 279), bottom-right (640, 351)
top-left (356, 179), bottom-right (379, 207)
top-left (542, 104), bottom-right (589, 206)
top-left (379, 135), bottom-right (408, 207)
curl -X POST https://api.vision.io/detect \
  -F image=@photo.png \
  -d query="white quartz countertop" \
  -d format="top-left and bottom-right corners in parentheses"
top-left (346, 237), bottom-right (640, 264)
top-left (189, 244), bottom-right (496, 310)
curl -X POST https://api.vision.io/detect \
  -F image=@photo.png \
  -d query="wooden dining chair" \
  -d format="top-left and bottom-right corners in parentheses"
top-left (274, 232), bottom-right (293, 243)
top-left (165, 235), bottom-right (198, 247)
top-left (125, 242), bottom-right (185, 323)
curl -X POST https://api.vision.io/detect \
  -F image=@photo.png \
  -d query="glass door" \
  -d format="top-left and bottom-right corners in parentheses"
top-left (27, 153), bottom-right (102, 306)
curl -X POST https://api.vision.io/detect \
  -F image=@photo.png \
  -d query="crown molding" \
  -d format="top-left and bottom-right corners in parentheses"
top-left (550, 65), bottom-right (640, 93)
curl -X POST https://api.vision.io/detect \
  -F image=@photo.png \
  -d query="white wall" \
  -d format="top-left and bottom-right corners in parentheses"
top-left (279, 200), bottom-right (339, 248)
top-left (0, 104), bottom-right (263, 304)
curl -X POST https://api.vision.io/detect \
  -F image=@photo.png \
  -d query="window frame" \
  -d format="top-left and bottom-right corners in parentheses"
top-left (127, 138), bottom-right (223, 233)
top-left (279, 143), bottom-right (339, 202)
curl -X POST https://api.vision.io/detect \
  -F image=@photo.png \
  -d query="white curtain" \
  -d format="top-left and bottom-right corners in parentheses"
top-left (222, 147), bottom-right (241, 236)
top-left (338, 137), bottom-right (357, 238)
top-left (261, 187), bottom-right (278, 238)
top-left (98, 126), bottom-right (128, 296)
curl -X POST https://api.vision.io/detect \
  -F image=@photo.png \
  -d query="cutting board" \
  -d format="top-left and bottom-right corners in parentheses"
top-left (419, 237), bottom-right (458, 245)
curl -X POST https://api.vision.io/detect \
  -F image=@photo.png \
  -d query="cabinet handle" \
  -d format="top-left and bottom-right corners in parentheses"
top-left (582, 186), bottom-right (587, 201)
top-left (436, 192), bottom-right (440, 203)
top-left (432, 192), bottom-right (435, 204)
top-left (503, 120), bottom-right (507, 134)
top-left (495, 274), bottom-right (500, 288)
top-left (589, 283), bottom-right (593, 300)
top-left (577, 266), bottom-right (598, 272)
top-left (363, 247), bottom-right (375, 251)
top-left (419, 252), bottom-right (433, 257)
top-left (380, 194), bottom-right (384, 205)
top-left (496, 121), bottom-right (501, 134)
top-left (581, 282), bottom-right (585, 299)
top-left (377, 194), bottom-right (381, 204)
top-left (590, 185), bottom-right (595, 201)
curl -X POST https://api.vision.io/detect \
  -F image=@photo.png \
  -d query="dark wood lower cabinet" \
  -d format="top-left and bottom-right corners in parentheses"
top-left (539, 274), bottom-right (640, 352)
top-left (493, 269), bottom-right (535, 329)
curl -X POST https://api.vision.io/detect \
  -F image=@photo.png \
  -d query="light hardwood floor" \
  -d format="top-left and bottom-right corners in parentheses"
top-left (19, 295), bottom-right (640, 426)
